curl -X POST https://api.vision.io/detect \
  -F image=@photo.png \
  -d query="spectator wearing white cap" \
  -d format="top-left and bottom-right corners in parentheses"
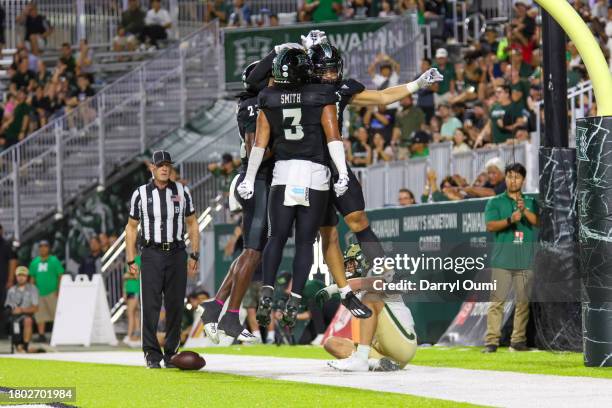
top-left (461, 157), bottom-right (507, 198)
top-left (432, 48), bottom-right (456, 106)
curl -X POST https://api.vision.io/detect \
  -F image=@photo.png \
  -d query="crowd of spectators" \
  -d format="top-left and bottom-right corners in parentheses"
top-left (114, 0), bottom-right (174, 52)
top-left (335, 0), bottom-right (610, 204)
top-left (0, 0), bottom-right (180, 153)
top-left (0, 3), bottom-right (99, 152)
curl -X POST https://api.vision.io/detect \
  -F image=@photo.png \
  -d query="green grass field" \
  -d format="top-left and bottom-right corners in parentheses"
top-left (0, 358), bottom-right (484, 408)
top-left (1, 345), bottom-right (610, 407)
top-left (192, 345), bottom-right (612, 379)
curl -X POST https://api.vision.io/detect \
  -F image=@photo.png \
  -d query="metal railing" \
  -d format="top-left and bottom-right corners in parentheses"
top-left (3, 0), bottom-right (219, 49)
top-left (450, 0), bottom-right (468, 44)
top-left (0, 21), bottom-right (221, 241)
top-left (345, 14), bottom-right (421, 90)
top-left (477, 0), bottom-right (512, 24)
top-left (183, 0), bottom-right (299, 21)
top-left (353, 142), bottom-right (532, 208)
top-left (535, 80), bottom-right (593, 149)
top-left (4, 0), bottom-right (123, 49)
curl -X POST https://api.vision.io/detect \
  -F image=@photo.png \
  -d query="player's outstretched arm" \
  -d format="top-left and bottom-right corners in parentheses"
top-left (237, 111), bottom-right (270, 200)
top-left (350, 68), bottom-right (443, 107)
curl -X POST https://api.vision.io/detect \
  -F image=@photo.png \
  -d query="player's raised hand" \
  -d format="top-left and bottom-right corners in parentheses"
top-left (416, 68), bottom-right (444, 89)
top-left (237, 180), bottom-right (254, 199)
top-left (334, 174), bottom-right (350, 197)
top-left (301, 30), bottom-right (327, 49)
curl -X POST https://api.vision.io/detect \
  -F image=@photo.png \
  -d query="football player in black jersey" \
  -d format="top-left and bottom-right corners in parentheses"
top-left (238, 47), bottom-right (362, 328)
top-left (246, 33), bottom-right (442, 311)
top-left (199, 61), bottom-right (269, 344)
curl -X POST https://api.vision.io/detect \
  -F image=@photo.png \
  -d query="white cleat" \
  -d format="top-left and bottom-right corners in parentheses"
top-left (204, 322), bottom-right (219, 344)
top-left (237, 329), bottom-right (261, 344)
top-left (327, 354), bottom-right (369, 372)
top-left (217, 329), bottom-right (260, 345)
top-left (217, 331), bottom-right (235, 346)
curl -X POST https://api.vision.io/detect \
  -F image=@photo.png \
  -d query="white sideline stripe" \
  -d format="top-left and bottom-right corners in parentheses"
top-left (3, 351), bottom-right (612, 408)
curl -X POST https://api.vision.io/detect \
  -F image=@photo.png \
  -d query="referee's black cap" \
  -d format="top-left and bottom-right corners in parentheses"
top-left (152, 150), bottom-right (173, 166)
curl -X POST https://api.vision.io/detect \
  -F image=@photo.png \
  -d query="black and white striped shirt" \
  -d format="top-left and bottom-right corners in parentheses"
top-left (129, 181), bottom-right (195, 243)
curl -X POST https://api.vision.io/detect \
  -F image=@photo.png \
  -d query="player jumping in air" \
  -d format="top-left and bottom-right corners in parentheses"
top-left (238, 47), bottom-right (352, 328)
top-left (246, 30), bottom-right (442, 318)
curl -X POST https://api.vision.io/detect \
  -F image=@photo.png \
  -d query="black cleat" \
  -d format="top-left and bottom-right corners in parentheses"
top-left (280, 295), bottom-right (300, 328)
top-left (256, 286), bottom-right (274, 326)
top-left (342, 292), bottom-right (372, 319)
top-left (200, 300), bottom-right (223, 325)
top-left (373, 357), bottom-right (401, 372)
top-left (217, 313), bottom-right (244, 338)
top-left (481, 345), bottom-right (498, 353)
top-left (256, 297), bottom-right (273, 326)
top-left (217, 312), bottom-right (259, 343)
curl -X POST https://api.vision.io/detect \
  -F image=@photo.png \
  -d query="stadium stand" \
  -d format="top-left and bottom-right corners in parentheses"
top-left (1, 0), bottom-right (609, 348)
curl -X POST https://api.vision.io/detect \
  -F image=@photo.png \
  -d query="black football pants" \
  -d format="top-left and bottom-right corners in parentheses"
top-left (262, 185), bottom-right (328, 297)
top-left (140, 246), bottom-right (187, 363)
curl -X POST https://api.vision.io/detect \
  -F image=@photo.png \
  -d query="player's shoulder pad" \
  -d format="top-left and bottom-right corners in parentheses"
top-left (239, 94), bottom-right (258, 109)
top-left (301, 83), bottom-right (338, 106)
top-left (257, 87), bottom-right (275, 108)
top-left (338, 78), bottom-right (366, 97)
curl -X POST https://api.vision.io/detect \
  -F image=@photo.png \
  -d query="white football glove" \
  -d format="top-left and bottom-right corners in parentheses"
top-left (237, 180), bottom-right (254, 200)
top-left (416, 68), bottom-right (444, 89)
top-left (301, 30), bottom-right (327, 49)
top-left (334, 174), bottom-right (349, 197)
top-left (274, 42), bottom-right (304, 54)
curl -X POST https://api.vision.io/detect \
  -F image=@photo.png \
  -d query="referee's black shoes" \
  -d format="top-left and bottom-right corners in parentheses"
top-left (146, 359), bottom-right (162, 369)
top-left (164, 356), bottom-right (177, 368)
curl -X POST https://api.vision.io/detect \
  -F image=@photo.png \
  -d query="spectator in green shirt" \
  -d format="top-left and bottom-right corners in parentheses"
top-left (28, 240), bottom-right (64, 343)
top-left (421, 170), bottom-right (464, 203)
top-left (483, 163), bottom-right (538, 353)
top-left (510, 49), bottom-right (533, 79)
top-left (121, 0), bottom-right (146, 37)
top-left (432, 48), bottom-right (456, 103)
top-left (208, 153), bottom-right (240, 196)
top-left (301, 0), bottom-right (343, 23)
top-left (123, 255), bottom-right (141, 346)
top-left (392, 95), bottom-right (425, 156)
top-left (2, 89), bottom-right (31, 148)
top-left (477, 85), bottom-right (527, 146)
top-left (409, 130), bottom-right (430, 159)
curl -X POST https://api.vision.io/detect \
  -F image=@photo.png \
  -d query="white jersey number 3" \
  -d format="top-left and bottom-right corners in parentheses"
top-left (282, 108), bottom-right (304, 140)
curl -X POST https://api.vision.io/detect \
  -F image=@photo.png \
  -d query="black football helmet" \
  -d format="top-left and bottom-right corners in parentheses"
top-left (242, 60), bottom-right (268, 94)
top-left (308, 42), bottom-right (343, 84)
top-left (272, 48), bottom-right (313, 85)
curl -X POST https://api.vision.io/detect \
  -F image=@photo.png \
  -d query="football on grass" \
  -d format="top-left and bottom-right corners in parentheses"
top-left (170, 351), bottom-right (206, 370)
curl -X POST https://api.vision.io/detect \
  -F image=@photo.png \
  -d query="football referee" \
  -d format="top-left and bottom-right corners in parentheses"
top-left (125, 151), bottom-right (200, 368)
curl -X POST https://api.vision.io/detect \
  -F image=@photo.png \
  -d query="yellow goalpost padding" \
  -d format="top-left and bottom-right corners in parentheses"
top-left (534, 0), bottom-right (612, 116)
